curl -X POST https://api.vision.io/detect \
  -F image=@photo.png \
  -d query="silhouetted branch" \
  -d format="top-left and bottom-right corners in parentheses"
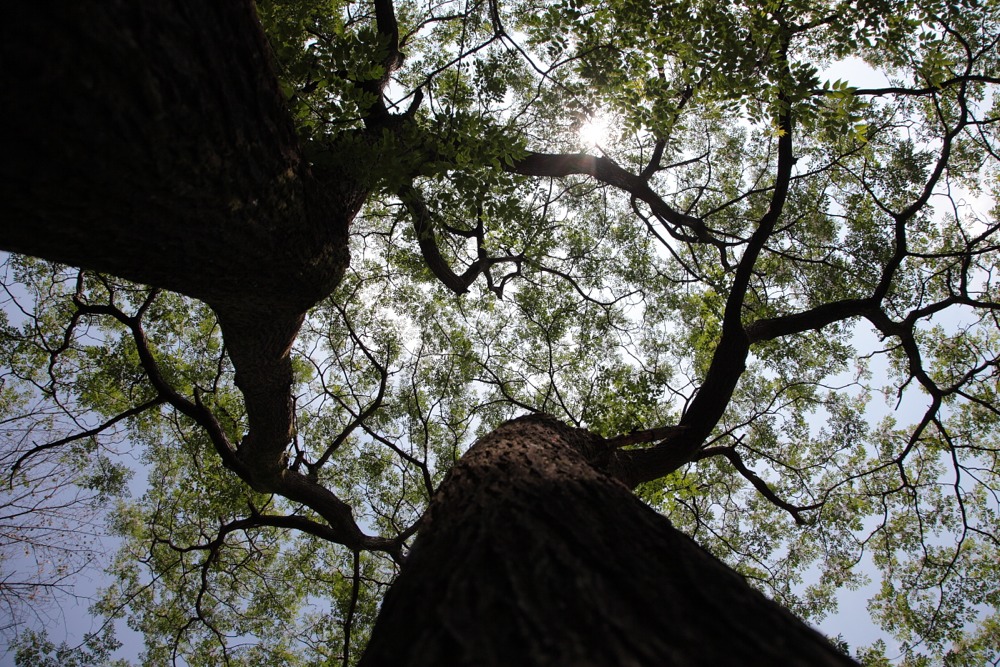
top-left (9, 396), bottom-right (164, 483)
top-left (694, 446), bottom-right (821, 525)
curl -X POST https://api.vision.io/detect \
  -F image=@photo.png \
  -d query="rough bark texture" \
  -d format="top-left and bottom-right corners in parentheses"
top-left (360, 414), bottom-right (858, 667)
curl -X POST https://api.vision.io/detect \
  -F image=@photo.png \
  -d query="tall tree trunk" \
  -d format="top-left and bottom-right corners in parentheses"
top-left (360, 414), bottom-right (858, 667)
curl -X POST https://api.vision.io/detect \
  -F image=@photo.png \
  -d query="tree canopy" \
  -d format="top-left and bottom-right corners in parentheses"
top-left (1, 0), bottom-right (999, 664)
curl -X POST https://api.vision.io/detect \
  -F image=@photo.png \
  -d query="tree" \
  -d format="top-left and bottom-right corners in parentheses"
top-left (1, 0), bottom-right (998, 664)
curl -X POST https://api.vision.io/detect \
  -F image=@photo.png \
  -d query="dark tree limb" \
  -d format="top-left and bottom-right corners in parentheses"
top-left (612, 80), bottom-right (798, 487)
top-left (398, 184), bottom-right (487, 293)
top-left (9, 396), bottom-right (166, 482)
top-left (398, 183), bottom-right (521, 295)
top-left (72, 290), bottom-right (397, 555)
top-left (509, 153), bottom-right (714, 245)
top-left (614, 77), bottom-right (981, 488)
top-left (746, 298), bottom-right (876, 342)
top-left (604, 424), bottom-right (692, 449)
top-left (359, 0), bottom-right (407, 123)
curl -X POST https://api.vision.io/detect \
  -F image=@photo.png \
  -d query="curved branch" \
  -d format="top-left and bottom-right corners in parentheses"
top-left (605, 425), bottom-right (692, 449)
top-left (77, 292), bottom-right (396, 555)
top-left (398, 183), bottom-right (520, 295)
top-left (248, 509), bottom-right (402, 561)
top-left (694, 446), bottom-right (821, 526)
top-left (873, 82), bottom-right (969, 304)
top-left (72, 295), bottom-right (243, 474)
top-left (398, 184), bottom-right (485, 293)
top-left (509, 152), bottom-right (713, 244)
top-left (613, 38), bottom-right (799, 487)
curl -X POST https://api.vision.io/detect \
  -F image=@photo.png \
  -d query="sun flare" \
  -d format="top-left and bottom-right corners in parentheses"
top-left (578, 114), bottom-right (610, 148)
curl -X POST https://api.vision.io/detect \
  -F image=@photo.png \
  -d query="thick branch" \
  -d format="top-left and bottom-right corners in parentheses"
top-left (274, 470), bottom-right (400, 553)
top-left (358, 0), bottom-right (412, 125)
top-left (398, 184), bottom-right (486, 293)
top-left (509, 153), bottom-right (712, 243)
top-left (605, 425), bottom-right (692, 449)
top-left (746, 298), bottom-right (875, 342)
top-left (76, 292), bottom-right (390, 554)
top-left (614, 67), bottom-right (798, 487)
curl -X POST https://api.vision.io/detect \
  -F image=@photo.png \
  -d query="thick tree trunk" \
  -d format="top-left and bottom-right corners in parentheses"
top-left (360, 414), bottom-right (858, 667)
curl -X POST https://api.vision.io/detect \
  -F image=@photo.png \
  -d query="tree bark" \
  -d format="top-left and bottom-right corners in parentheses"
top-left (360, 414), bottom-right (858, 667)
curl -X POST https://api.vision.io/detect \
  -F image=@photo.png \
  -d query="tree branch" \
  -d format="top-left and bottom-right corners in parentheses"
top-left (746, 298), bottom-right (875, 342)
top-left (850, 74), bottom-right (1000, 97)
top-left (73, 295), bottom-right (244, 475)
top-left (612, 35), bottom-right (798, 487)
top-left (605, 425), bottom-right (692, 449)
top-left (9, 397), bottom-right (165, 483)
top-left (509, 152), bottom-right (713, 245)
top-left (694, 446), bottom-right (821, 525)
top-left (74, 290), bottom-right (397, 555)
top-left (398, 183), bottom-right (520, 295)
top-left (398, 184), bottom-right (486, 293)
